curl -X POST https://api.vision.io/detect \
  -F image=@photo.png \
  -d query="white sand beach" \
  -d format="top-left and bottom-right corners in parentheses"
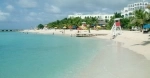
top-left (95, 30), bottom-right (150, 60)
top-left (21, 29), bottom-right (150, 60)
top-left (21, 29), bottom-right (150, 78)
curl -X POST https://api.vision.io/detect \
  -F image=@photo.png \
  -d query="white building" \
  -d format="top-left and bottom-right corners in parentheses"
top-left (68, 13), bottom-right (114, 21)
top-left (68, 1), bottom-right (150, 20)
top-left (121, 0), bottom-right (149, 18)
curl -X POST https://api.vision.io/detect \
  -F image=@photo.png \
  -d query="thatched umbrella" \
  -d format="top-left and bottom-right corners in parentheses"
top-left (54, 27), bottom-right (57, 31)
top-left (63, 26), bottom-right (66, 33)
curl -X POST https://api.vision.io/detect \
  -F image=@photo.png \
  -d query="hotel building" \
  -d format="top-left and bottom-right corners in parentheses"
top-left (68, 0), bottom-right (150, 20)
top-left (68, 13), bottom-right (114, 21)
top-left (121, 0), bottom-right (150, 18)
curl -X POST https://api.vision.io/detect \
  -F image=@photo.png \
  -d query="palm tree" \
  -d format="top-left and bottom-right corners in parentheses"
top-left (146, 4), bottom-right (150, 10)
top-left (131, 9), bottom-right (146, 32)
top-left (145, 4), bottom-right (150, 23)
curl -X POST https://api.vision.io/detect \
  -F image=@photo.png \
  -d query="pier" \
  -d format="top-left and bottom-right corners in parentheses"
top-left (0, 29), bottom-right (22, 32)
top-left (76, 33), bottom-right (107, 37)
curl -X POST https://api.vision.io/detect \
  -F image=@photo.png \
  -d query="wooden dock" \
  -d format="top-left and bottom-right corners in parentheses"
top-left (0, 29), bottom-right (22, 32)
top-left (75, 33), bottom-right (107, 37)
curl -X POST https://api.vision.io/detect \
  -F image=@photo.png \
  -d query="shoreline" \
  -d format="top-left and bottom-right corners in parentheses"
top-left (96, 31), bottom-right (150, 60)
top-left (20, 29), bottom-right (150, 78)
top-left (21, 29), bottom-right (150, 60)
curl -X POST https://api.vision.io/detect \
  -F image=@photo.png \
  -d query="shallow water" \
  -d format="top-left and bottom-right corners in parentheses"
top-left (0, 32), bottom-right (150, 78)
top-left (75, 42), bottom-right (150, 78)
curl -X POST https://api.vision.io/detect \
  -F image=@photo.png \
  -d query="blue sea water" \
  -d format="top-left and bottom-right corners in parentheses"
top-left (0, 32), bottom-right (150, 78)
top-left (0, 32), bottom-right (110, 78)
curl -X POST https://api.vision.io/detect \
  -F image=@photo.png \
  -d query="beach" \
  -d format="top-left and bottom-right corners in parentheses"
top-left (22, 29), bottom-right (150, 60)
top-left (96, 30), bottom-right (150, 60)
top-left (21, 29), bottom-right (150, 78)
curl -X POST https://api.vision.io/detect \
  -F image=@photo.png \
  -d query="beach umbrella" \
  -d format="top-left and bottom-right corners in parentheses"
top-left (96, 26), bottom-right (101, 28)
top-left (54, 27), bottom-right (57, 31)
top-left (102, 25), bottom-right (105, 26)
top-left (63, 26), bottom-right (66, 29)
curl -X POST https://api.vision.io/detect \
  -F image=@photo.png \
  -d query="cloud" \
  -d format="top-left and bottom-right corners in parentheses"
top-left (44, 4), bottom-right (61, 13)
top-left (0, 10), bottom-right (10, 21)
top-left (102, 8), bottom-right (108, 11)
top-left (11, 18), bottom-right (20, 22)
top-left (29, 12), bottom-right (37, 16)
top-left (25, 15), bottom-right (44, 22)
top-left (0, 0), bottom-right (147, 29)
top-left (18, 0), bottom-right (37, 8)
top-left (6, 5), bottom-right (14, 11)
top-left (48, 0), bottom-right (136, 14)
top-left (25, 16), bottom-right (34, 21)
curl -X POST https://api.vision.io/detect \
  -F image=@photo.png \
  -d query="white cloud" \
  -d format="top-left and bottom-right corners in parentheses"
top-left (25, 15), bottom-right (44, 22)
top-left (102, 8), bottom-right (108, 11)
top-left (44, 4), bottom-right (61, 13)
top-left (25, 16), bottom-right (34, 21)
top-left (18, 0), bottom-right (37, 8)
top-left (11, 18), bottom-right (20, 22)
top-left (6, 5), bottom-right (14, 11)
top-left (0, 10), bottom-right (10, 21)
top-left (36, 17), bottom-right (43, 21)
top-left (29, 12), bottom-right (37, 16)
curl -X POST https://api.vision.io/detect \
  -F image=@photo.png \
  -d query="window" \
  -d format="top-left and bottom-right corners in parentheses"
top-left (135, 4), bottom-right (136, 6)
top-left (145, 3), bottom-right (147, 5)
top-left (105, 16), bottom-right (107, 18)
top-left (129, 12), bottom-right (133, 15)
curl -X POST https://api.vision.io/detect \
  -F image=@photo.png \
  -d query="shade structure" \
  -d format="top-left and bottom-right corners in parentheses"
top-left (72, 26), bottom-right (77, 29)
top-left (63, 26), bottom-right (66, 29)
top-left (143, 24), bottom-right (150, 28)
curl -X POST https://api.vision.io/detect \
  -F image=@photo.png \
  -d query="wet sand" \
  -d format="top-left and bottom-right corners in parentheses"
top-left (21, 29), bottom-right (150, 78)
top-left (72, 41), bottom-right (150, 78)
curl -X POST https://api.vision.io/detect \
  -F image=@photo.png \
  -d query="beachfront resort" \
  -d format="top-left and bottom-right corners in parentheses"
top-left (1, 0), bottom-right (150, 78)
top-left (22, 0), bottom-right (150, 59)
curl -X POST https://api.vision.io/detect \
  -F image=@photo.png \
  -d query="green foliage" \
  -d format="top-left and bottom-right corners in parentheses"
top-left (39, 8), bottom-right (150, 31)
top-left (37, 24), bottom-right (44, 29)
top-left (131, 9), bottom-right (150, 31)
top-left (47, 17), bottom-right (99, 29)
top-left (120, 18), bottom-right (130, 29)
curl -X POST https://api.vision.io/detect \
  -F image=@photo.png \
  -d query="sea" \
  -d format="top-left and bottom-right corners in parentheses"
top-left (0, 32), bottom-right (150, 78)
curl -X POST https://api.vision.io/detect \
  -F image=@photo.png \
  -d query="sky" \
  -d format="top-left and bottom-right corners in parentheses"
top-left (0, 0), bottom-right (147, 29)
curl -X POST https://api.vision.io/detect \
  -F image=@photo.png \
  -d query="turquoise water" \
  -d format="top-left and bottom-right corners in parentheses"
top-left (1, 32), bottom-right (150, 78)
top-left (0, 32), bottom-right (109, 78)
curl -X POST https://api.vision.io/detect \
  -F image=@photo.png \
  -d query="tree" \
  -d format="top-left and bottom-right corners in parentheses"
top-left (120, 18), bottom-right (130, 29)
top-left (131, 9), bottom-right (147, 31)
top-left (114, 12), bottom-right (123, 18)
top-left (46, 17), bottom-right (99, 29)
top-left (146, 4), bottom-right (150, 10)
top-left (37, 24), bottom-right (44, 29)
